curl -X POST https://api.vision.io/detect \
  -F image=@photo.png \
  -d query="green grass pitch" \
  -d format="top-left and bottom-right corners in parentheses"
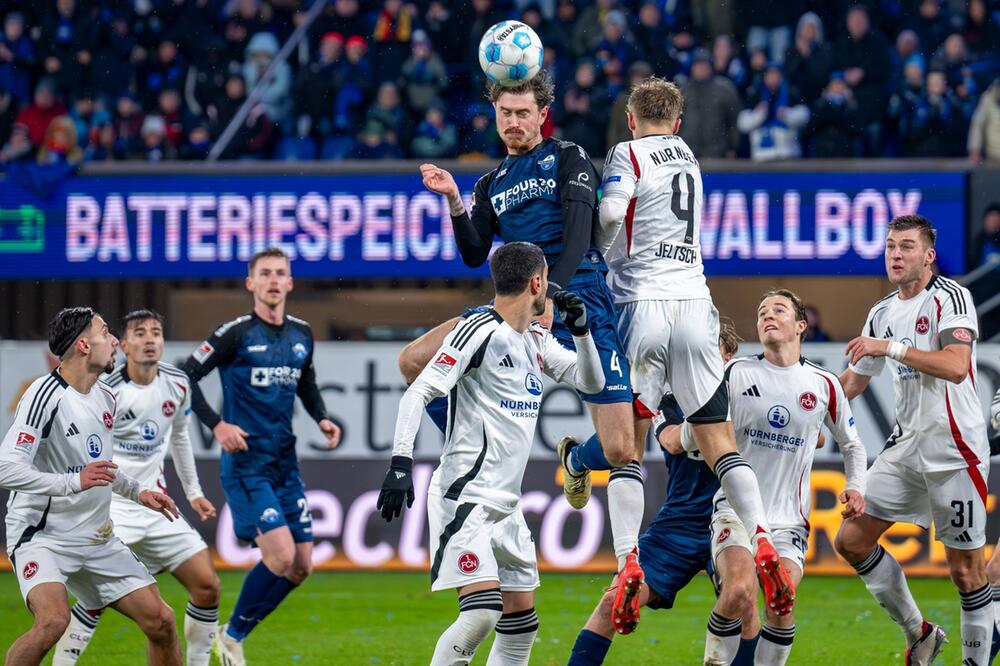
top-left (0, 571), bottom-right (962, 664)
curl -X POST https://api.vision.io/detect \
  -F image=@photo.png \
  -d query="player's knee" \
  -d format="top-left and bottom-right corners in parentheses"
top-left (191, 572), bottom-right (222, 606)
top-left (603, 434), bottom-right (634, 467)
top-left (263, 549), bottom-right (296, 578)
top-left (833, 525), bottom-right (871, 563)
top-left (462, 607), bottom-right (503, 635)
top-left (34, 608), bottom-right (70, 645)
top-left (287, 560), bottom-right (312, 585)
top-left (948, 556), bottom-right (987, 593)
top-left (985, 555), bottom-right (1000, 586)
top-left (719, 574), bottom-right (755, 615)
top-left (142, 604), bottom-right (179, 643)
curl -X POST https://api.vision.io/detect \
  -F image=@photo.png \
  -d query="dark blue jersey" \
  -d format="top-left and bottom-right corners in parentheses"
top-left (455, 138), bottom-right (606, 293)
top-left (647, 448), bottom-right (719, 534)
top-left (182, 312), bottom-right (328, 479)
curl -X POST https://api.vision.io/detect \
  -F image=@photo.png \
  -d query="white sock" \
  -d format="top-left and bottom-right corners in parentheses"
top-left (184, 602), bottom-right (219, 666)
top-left (52, 604), bottom-right (102, 665)
top-left (960, 584), bottom-right (992, 666)
top-left (713, 452), bottom-right (771, 535)
top-left (993, 586), bottom-right (1000, 636)
top-left (755, 624), bottom-right (795, 665)
top-left (608, 461), bottom-right (644, 569)
top-left (430, 589), bottom-right (502, 666)
top-left (485, 608), bottom-right (539, 666)
top-left (704, 611), bottom-right (742, 666)
top-left (852, 545), bottom-right (924, 642)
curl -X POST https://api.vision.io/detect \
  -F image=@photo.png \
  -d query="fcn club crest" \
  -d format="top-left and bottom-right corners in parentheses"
top-left (799, 392), bottom-right (818, 411)
top-left (22, 561), bottom-right (38, 579)
top-left (916, 316), bottom-right (930, 335)
top-left (458, 551), bottom-right (480, 574)
top-left (162, 400), bottom-right (176, 417)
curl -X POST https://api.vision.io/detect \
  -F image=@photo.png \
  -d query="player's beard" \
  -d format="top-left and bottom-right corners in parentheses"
top-left (531, 291), bottom-right (546, 316)
top-left (503, 128), bottom-right (537, 153)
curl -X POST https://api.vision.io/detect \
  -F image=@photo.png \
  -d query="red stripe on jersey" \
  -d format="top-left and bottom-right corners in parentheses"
top-left (933, 295), bottom-right (942, 322)
top-left (968, 362), bottom-right (976, 390)
top-left (945, 387), bottom-right (987, 504)
top-left (797, 466), bottom-right (811, 531)
top-left (624, 197), bottom-right (637, 257)
top-left (633, 396), bottom-right (655, 419)
top-left (815, 373), bottom-right (837, 423)
top-left (628, 145), bottom-right (640, 178)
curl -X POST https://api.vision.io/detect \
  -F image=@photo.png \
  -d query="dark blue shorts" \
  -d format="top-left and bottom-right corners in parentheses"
top-left (551, 271), bottom-right (632, 405)
top-left (221, 472), bottom-right (313, 545)
top-left (638, 522), bottom-right (712, 610)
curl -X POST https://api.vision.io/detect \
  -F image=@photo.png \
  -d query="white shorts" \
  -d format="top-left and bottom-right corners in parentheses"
top-left (111, 501), bottom-right (207, 574)
top-left (11, 538), bottom-right (154, 610)
top-left (427, 497), bottom-right (539, 593)
top-left (864, 456), bottom-right (989, 549)
top-left (616, 299), bottom-right (725, 420)
top-left (710, 508), bottom-right (809, 574)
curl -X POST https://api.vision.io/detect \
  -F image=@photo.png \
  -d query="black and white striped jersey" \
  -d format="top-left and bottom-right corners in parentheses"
top-left (0, 370), bottom-right (143, 555)
top-left (392, 308), bottom-right (604, 514)
top-left (850, 275), bottom-right (987, 472)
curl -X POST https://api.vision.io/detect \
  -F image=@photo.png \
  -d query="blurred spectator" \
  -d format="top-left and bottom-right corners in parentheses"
top-left (595, 10), bottom-right (637, 71)
top-left (37, 115), bottom-right (82, 164)
top-left (179, 121), bottom-right (212, 160)
top-left (738, 62), bottom-right (809, 161)
top-left (554, 0), bottom-right (583, 60)
top-left (633, 2), bottom-right (676, 78)
top-left (410, 103), bottom-right (457, 158)
top-left (743, 2), bottom-right (797, 64)
top-left (695, 0), bottom-right (736, 40)
top-left (367, 81), bottom-right (411, 150)
top-left (903, 0), bottom-right (952, 56)
top-left (457, 103), bottom-right (499, 159)
top-left (804, 305), bottom-right (831, 342)
top-left (91, 14), bottom-right (138, 102)
top-left (972, 204), bottom-right (1000, 267)
top-left (243, 32), bottom-right (292, 130)
top-left (311, 0), bottom-right (367, 48)
top-left (0, 12), bottom-right (35, 104)
top-left (833, 5), bottom-right (891, 155)
top-left (887, 55), bottom-right (926, 153)
top-left (295, 32), bottom-right (343, 137)
top-left (223, 0), bottom-right (268, 63)
top-left (930, 34), bottom-right (974, 96)
top-left (335, 36), bottom-right (373, 133)
top-left (0, 90), bottom-right (16, 146)
top-left (784, 12), bottom-right (832, 106)
top-left (84, 121), bottom-right (121, 161)
top-left (890, 30), bottom-right (921, 91)
top-left (398, 30), bottom-right (448, 115)
top-left (157, 89), bottom-right (186, 149)
top-left (962, 0), bottom-right (1000, 58)
top-left (69, 88), bottom-right (109, 150)
top-left (139, 39), bottom-right (187, 111)
top-left (39, 0), bottom-right (96, 98)
top-left (16, 78), bottom-right (67, 147)
top-left (607, 60), bottom-right (653, 148)
top-left (210, 73), bottom-right (275, 160)
top-left (140, 115), bottom-right (176, 162)
top-left (969, 78), bottom-right (1000, 163)
top-left (184, 37), bottom-right (230, 120)
top-left (113, 93), bottom-right (145, 157)
top-left (0, 122), bottom-right (32, 162)
top-left (353, 118), bottom-right (403, 159)
top-left (555, 59), bottom-right (610, 158)
top-left (804, 71), bottom-right (860, 157)
top-left (679, 49), bottom-right (741, 158)
top-left (372, 0), bottom-right (415, 83)
top-left (574, 0), bottom-right (628, 55)
top-left (712, 35), bottom-right (747, 92)
top-left (424, 2), bottom-right (463, 65)
top-left (902, 70), bottom-right (968, 157)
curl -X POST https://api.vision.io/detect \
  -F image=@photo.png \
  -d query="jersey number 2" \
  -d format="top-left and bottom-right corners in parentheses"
top-left (671, 173), bottom-right (696, 245)
top-left (297, 498), bottom-right (311, 523)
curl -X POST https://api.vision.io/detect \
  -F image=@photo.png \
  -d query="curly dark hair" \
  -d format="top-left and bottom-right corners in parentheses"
top-left (486, 69), bottom-right (555, 109)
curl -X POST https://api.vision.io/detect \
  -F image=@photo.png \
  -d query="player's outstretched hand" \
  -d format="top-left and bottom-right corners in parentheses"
top-left (419, 163), bottom-right (460, 200)
top-left (80, 461), bottom-right (117, 490)
top-left (377, 456), bottom-right (414, 523)
top-left (139, 489), bottom-right (181, 522)
top-left (319, 418), bottom-right (341, 449)
top-left (214, 420), bottom-right (249, 453)
top-left (839, 489), bottom-right (865, 519)
top-left (845, 336), bottom-right (888, 366)
top-left (553, 290), bottom-right (589, 336)
top-left (190, 496), bottom-right (217, 521)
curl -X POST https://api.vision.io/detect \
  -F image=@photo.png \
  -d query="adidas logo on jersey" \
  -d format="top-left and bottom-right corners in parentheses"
top-left (499, 354), bottom-right (514, 368)
top-left (65, 422), bottom-right (80, 437)
top-left (120, 409), bottom-right (136, 421)
top-left (741, 385), bottom-right (761, 397)
top-left (955, 530), bottom-right (973, 543)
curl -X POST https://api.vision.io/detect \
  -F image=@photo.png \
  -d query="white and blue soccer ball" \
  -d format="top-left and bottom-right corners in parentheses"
top-left (478, 21), bottom-right (544, 87)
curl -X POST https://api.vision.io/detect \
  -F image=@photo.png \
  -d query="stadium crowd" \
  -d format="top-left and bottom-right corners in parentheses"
top-left (2, 0), bottom-right (1000, 163)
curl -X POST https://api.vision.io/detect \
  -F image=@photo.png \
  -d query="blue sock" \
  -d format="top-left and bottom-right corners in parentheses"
top-left (425, 396), bottom-right (448, 434)
top-left (733, 633), bottom-right (760, 666)
top-left (228, 562), bottom-right (296, 640)
top-left (568, 629), bottom-right (612, 665)
top-left (569, 433), bottom-right (613, 473)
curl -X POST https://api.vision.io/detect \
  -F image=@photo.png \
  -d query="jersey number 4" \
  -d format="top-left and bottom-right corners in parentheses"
top-left (671, 173), bottom-right (696, 245)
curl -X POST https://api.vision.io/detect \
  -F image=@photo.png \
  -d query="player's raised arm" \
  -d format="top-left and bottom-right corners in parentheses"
top-left (421, 163), bottom-right (496, 267)
top-left (547, 145), bottom-right (599, 296)
top-left (597, 144), bottom-right (640, 253)
top-left (181, 321), bottom-right (248, 451)
top-left (537, 290), bottom-right (605, 394)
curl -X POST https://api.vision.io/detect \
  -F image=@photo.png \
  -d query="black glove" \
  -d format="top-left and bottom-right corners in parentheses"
top-left (553, 290), bottom-right (589, 336)
top-left (377, 456), bottom-right (414, 522)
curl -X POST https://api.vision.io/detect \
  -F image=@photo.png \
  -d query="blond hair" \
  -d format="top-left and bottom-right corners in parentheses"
top-left (626, 77), bottom-right (683, 123)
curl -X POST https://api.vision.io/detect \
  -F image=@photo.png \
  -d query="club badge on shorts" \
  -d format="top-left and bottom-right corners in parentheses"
top-left (458, 551), bottom-right (480, 574)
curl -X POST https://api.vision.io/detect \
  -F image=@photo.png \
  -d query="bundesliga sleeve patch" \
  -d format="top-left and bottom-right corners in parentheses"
top-left (432, 352), bottom-right (459, 376)
top-left (14, 431), bottom-right (35, 454)
top-left (192, 341), bottom-right (214, 363)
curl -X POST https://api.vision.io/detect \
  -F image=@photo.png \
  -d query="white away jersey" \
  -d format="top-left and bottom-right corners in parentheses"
top-left (720, 355), bottom-right (862, 529)
top-left (0, 371), bottom-right (143, 553)
top-left (600, 134), bottom-right (711, 303)
top-left (104, 362), bottom-right (202, 505)
top-left (401, 309), bottom-right (599, 513)
top-left (850, 275), bottom-right (987, 472)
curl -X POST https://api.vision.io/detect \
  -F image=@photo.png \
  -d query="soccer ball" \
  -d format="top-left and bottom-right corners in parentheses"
top-left (478, 21), bottom-right (544, 87)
